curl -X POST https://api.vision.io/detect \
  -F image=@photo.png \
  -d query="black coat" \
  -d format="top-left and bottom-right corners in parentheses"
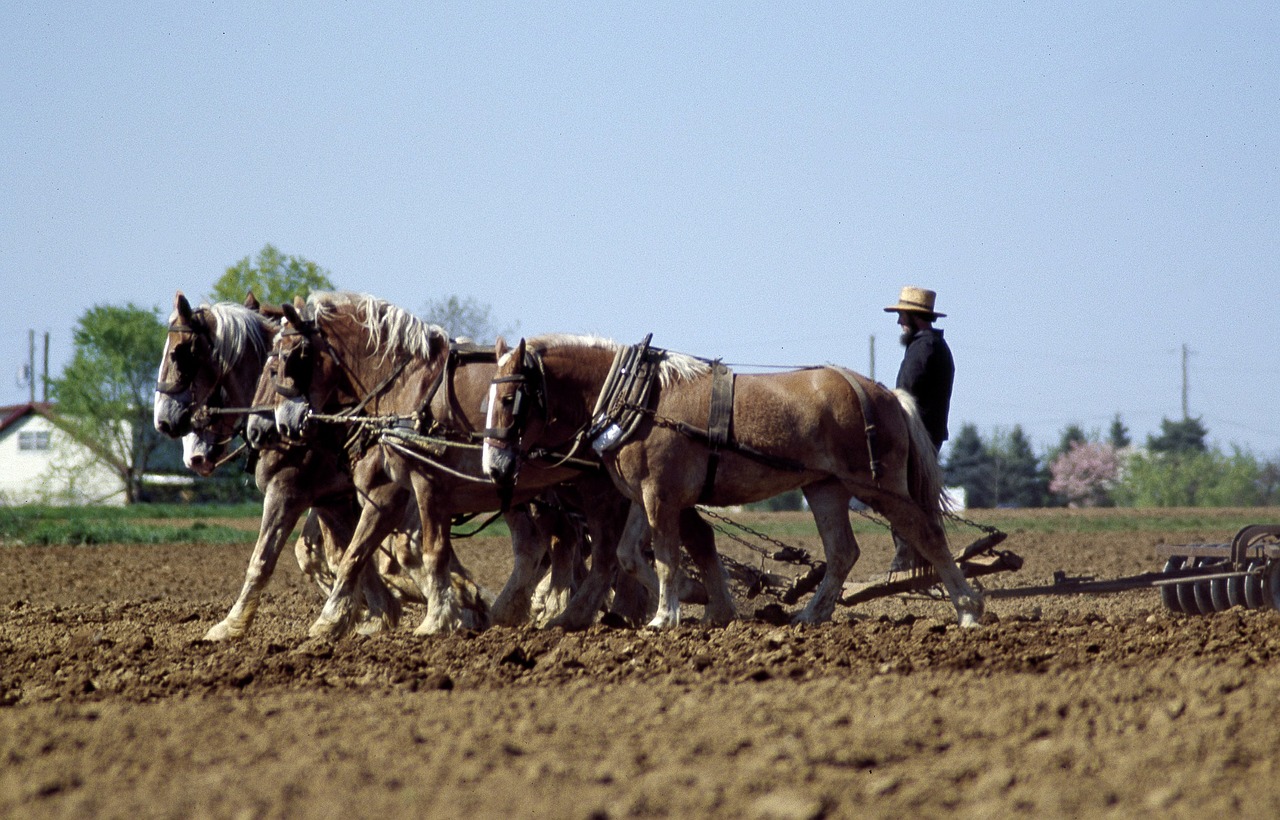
top-left (895, 327), bottom-right (954, 450)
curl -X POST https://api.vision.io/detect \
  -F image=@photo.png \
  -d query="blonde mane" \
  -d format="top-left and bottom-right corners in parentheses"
top-left (308, 291), bottom-right (449, 364)
top-left (527, 333), bottom-right (710, 387)
top-left (203, 302), bottom-right (274, 372)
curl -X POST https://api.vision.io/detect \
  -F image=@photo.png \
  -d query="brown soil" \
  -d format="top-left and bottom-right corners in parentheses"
top-left (4, 509), bottom-right (1280, 818)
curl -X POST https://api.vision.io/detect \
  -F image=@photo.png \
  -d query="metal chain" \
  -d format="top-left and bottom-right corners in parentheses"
top-left (696, 506), bottom-right (816, 566)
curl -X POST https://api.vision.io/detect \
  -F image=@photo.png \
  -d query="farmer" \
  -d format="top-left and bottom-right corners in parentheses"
top-left (884, 285), bottom-right (954, 575)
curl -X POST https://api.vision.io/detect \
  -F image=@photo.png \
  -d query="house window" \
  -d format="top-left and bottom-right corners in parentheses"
top-left (18, 431), bottom-right (51, 451)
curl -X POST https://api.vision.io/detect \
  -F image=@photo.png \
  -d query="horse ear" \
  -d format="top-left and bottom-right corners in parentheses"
top-left (494, 336), bottom-right (508, 357)
top-left (281, 301), bottom-right (305, 330)
top-left (293, 295), bottom-right (306, 310)
top-left (515, 337), bottom-right (526, 362)
top-left (243, 290), bottom-right (260, 311)
top-left (175, 291), bottom-right (193, 322)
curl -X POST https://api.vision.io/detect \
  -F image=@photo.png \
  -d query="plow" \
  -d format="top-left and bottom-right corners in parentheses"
top-left (707, 511), bottom-right (1280, 617)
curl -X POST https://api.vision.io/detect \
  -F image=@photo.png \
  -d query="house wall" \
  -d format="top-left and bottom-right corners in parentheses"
top-left (0, 414), bottom-right (126, 505)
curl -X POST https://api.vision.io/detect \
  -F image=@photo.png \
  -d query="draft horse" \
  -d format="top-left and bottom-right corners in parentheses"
top-left (151, 291), bottom-right (460, 639)
top-left (482, 335), bottom-right (984, 629)
top-left (258, 292), bottom-right (727, 637)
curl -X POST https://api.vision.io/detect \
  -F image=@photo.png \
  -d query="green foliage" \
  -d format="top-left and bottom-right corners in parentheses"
top-left (745, 489), bottom-right (806, 512)
top-left (419, 295), bottom-right (518, 344)
top-left (1113, 446), bottom-right (1267, 507)
top-left (1147, 416), bottom-right (1208, 454)
top-left (945, 424), bottom-right (1048, 508)
top-left (0, 504), bottom-right (258, 546)
top-left (944, 424), bottom-right (993, 507)
top-left (47, 303), bottom-right (174, 503)
top-left (209, 244), bottom-right (334, 305)
top-left (1108, 413), bottom-right (1131, 449)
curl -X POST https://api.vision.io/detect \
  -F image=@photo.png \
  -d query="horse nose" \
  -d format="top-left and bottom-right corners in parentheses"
top-left (246, 414), bottom-right (276, 449)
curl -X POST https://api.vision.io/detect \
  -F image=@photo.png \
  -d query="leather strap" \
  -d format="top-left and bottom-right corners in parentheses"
top-left (699, 361), bottom-right (735, 503)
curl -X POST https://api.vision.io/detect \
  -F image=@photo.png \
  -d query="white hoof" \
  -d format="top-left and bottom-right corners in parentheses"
top-left (203, 620), bottom-right (242, 642)
top-left (958, 612), bottom-right (982, 629)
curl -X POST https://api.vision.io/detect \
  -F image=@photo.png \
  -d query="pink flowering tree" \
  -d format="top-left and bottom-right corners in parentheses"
top-left (1049, 440), bottom-right (1122, 508)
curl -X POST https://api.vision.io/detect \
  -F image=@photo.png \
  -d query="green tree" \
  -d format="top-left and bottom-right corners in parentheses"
top-left (48, 304), bottom-right (173, 503)
top-left (1147, 416), bottom-right (1208, 454)
top-left (419, 295), bottom-right (519, 344)
top-left (1113, 446), bottom-right (1264, 507)
top-left (991, 425), bottom-right (1047, 508)
top-left (1108, 413), bottom-right (1131, 449)
top-left (209, 244), bottom-right (334, 305)
top-left (944, 424), bottom-right (994, 508)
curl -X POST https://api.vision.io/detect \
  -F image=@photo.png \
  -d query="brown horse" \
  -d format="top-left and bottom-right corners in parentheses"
top-left (482, 335), bottom-right (984, 628)
top-left (259, 291), bottom-right (726, 637)
top-left (151, 291), bottom-right (479, 639)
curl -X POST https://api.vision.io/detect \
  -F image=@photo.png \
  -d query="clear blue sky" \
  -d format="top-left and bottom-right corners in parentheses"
top-left (3, 3), bottom-right (1278, 457)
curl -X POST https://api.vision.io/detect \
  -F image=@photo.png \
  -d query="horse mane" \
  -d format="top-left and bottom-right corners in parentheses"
top-left (307, 291), bottom-right (449, 364)
top-left (526, 333), bottom-right (711, 387)
top-left (177, 302), bottom-right (276, 373)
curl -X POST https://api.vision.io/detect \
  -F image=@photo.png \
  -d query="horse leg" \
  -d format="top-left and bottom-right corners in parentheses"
top-left (679, 509), bottom-right (736, 626)
top-left (534, 509), bottom-right (582, 625)
top-left (313, 499), bottom-right (403, 635)
top-left (643, 492), bottom-right (684, 629)
top-left (309, 481), bottom-right (406, 640)
top-left (797, 479), bottom-right (859, 624)
top-left (880, 497), bottom-right (984, 628)
top-left (293, 509), bottom-right (334, 596)
top-left (405, 473), bottom-right (464, 635)
top-left (546, 489), bottom-right (629, 631)
top-left (490, 505), bottom-right (549, 626)
top-left (205, 482), bottom-right (309, 641)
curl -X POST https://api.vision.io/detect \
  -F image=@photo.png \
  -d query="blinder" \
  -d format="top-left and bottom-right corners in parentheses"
top-left (155, 323), bottom-right (205, 396)
top-left (274, 323), bottom-right (318, 399)
top-left (482, 356), bottom-right (543, 446)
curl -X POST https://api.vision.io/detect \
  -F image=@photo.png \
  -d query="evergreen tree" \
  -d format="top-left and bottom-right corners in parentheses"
top-left (1108, 413), bottom-right (1131, 449)
top-left (1147, 417), bottom-right (1209, 453)
top-left (992, 425), bottom-right (1047, 508)
top-left (944, 424), bottom-right (994, 508)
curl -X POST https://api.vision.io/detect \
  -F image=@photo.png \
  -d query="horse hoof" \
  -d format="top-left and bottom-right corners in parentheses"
top-left (308, 617), bottom-right (345, 640)
top-left (645, 612), bottom-right (680, 630)
top-left (413, 613), bottom-right (459, 636)
top-left (354, 617), bottom-right (387, 636)
top-left (958, 612), bottom-right (982, 629)
top-left (203, 621), bottom-right (240, 642)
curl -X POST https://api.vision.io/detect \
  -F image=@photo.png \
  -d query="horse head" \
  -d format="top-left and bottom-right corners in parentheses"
top-left (261, 298), bottom-right (325, 443)
top-left (154, 291), bottom-right (211, 437)
top-left (482, 336), bottom-right (532, 487)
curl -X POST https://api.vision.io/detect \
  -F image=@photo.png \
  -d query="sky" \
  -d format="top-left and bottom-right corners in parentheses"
top-left (3, 2), bottom-right (1278, 459)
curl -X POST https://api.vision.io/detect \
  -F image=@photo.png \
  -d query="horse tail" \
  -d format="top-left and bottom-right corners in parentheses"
top-left (892, 388), bottom-right (949, 520)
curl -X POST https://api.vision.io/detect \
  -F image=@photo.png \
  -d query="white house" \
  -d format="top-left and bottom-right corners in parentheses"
top-left (0, 403), bottom-right (128, 506)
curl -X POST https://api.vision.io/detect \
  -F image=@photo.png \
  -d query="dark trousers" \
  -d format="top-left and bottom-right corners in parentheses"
top-left (888, 440), bottom-right (944, 571)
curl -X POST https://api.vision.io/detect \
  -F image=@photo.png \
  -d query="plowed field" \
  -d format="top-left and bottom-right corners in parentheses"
top-left (4, 508), bottom-right (1280, 818)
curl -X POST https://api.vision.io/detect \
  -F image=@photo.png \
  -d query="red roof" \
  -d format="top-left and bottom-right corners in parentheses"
top-left (0, 403), bottom-right (58, 436)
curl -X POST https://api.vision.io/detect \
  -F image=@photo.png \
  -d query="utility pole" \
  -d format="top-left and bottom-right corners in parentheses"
top-left (1181, 343), bottom-right (1190, 420)
top-left (28, 330), bottom-right (35, 404)
top-left (42, 331), bottom-right (49, 402)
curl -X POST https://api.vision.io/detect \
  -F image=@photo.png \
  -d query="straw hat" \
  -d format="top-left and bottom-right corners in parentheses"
top-left (884, 286), bottom-right (945, 318)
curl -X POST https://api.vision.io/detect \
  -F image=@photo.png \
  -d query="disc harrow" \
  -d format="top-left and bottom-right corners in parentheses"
top-left (1152, 524), bottom-right (1280, 615)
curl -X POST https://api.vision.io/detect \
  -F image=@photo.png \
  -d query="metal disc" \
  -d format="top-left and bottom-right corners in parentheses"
top-left (1192, 558), bottom-right (1218, 614)
top-left (1160, 556), bottom-right (1185, 613)
top-left (1243, 559), bottom-right (1266, 610)
top-left (1210, 568), bottom-right (1233, 612)
top-left (1265, 561), bottom-right (1280, 611)
top-left (1176, 558), bottom-right (1205, 615)
top-left (1227, 565), bottom-right (1248, 609)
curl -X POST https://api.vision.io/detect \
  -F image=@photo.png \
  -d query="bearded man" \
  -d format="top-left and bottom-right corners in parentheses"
top-left (884, 286), bottom-right (954, 574)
